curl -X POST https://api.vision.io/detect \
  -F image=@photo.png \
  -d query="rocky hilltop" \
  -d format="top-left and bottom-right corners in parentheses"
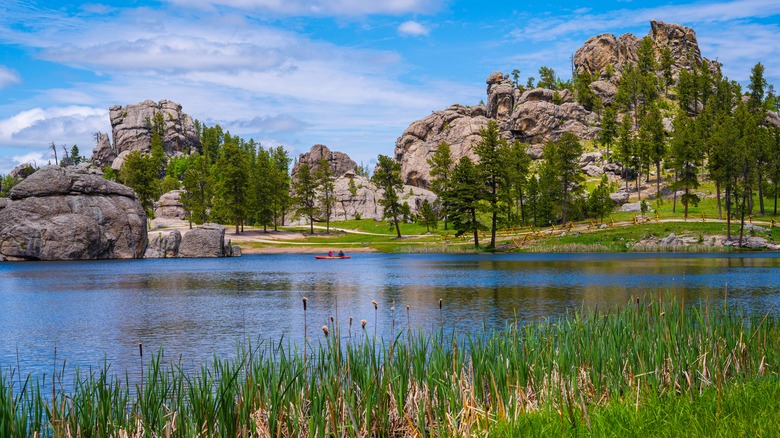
top-left (292, 144), bottom-right (357, 179)
top-left (0, 166), bottom-right (147, 261)
top-left (91, 99), bottom-right (201, 169)
top-left (394, 20), bottom-right (713, 189)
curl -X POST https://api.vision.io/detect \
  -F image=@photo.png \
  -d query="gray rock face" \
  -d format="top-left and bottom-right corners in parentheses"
top-left (619, 201), bottom-right (653, 213)
top-left (0, 166), bottom-right (147, 261)
top-left (90, 133), bottom-right (114, 168)
top-left (574, 20), bottom-right (717, 82)
top-left (589, 80), bottom-right (618, 105)
top-left (9, 163), bottom-right (36, 180)
top-left (154, 190), bottom-right (186, 220)
top-left (292, 144), bottom-right (357, 180)
top-left (609, 192), bottom-right (629, 205)
top-left (145, 230), bottom-right (182, 258)
top-left (395, 104), bottom-right (488, 188)
top-left (511, 100), bottom-right (598, 144)
top-left (659, 233), bottom-right (683, 246)
top-left (106, 100), bottom-right (201, 160)
top-left (177, 224), bottom-right (228, 258)
top-left (486, 72), bottom-right (520, 119)
top-left (583, 165), bottom-right (604, 177)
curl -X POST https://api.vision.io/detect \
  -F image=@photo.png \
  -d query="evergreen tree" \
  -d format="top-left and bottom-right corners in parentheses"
top-left (474, 120), bottom-right (509, 248)
top-left (181, 153), bottom-right (212, 227)
top-left (119, 150), bottom-right (160, 218)
top-left (445, 157), bottom-right (485, 247)
top-left (640, 104), bottom-right (667, 201)
top-left (615, 114), bottom-right (635, 192)
top-left (292, 163), bottom-right (319, 234)
top-left (670, 112), bottom-right (701, 220)
top-left (748, 62), bottom-right (766, 114)
top-left (537, 66), bottom-right (557, 90)
top-left (543, 132), bottom-right (584, 224)
top-left (214, 141), bottom-right (250, 234)
top-left (316, 157), bottom-right (336, 233)
top-left (418, 198), bottom-right (438, 232)
top-left (506, 140), bottom-right (532, 225)
top-left (372, 155), bottom-right (405, 238)
top-left (427, 141), bottom-right (454, 229)
top-left (599, 105), bottom-right (618, 161)
top-left (573, 71), bottom-right (597, 111)
top-left (660, 46), bottom-right (674, 94)
top-left (526, 175), bottom-right (540, 227)
top-left (252, 147), bottom-right (276, 232)
top-left (588, 175), bottom-right (614, 222)
top-left (270, 146), bottom-right (291, 228)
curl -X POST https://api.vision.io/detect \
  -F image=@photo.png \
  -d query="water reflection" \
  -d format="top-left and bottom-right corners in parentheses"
top-left (2, 253), bottom-right (780, 381)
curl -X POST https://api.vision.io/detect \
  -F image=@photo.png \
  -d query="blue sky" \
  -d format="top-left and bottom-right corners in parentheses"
top-left (1, 0), bottom-right (779, 174)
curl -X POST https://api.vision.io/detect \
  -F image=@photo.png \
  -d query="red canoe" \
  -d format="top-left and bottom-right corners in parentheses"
top-left (315, 255), bottom-right (351, 259)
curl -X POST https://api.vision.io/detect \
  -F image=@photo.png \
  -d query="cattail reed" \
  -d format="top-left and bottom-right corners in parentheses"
top-left (322, 325), bottom-right (329, 337)
top-left (302, 297), bottom-right (308, 360)
top-left (372, 300), bottom-right (378, 340)
top-left (138, 342), bottom-right (144, 402)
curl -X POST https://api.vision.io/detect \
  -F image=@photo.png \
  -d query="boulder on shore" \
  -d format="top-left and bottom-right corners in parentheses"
top-left (177, 224), bottom-right (231, 258)
top-left (0, 166), bottom-right (147, 261)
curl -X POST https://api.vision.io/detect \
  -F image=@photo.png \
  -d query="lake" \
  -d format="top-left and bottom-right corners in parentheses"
top-left (2, 253), bottom-right (780, 380)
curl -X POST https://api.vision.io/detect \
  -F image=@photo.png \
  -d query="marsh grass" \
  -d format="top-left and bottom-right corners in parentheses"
top-left (2, 298), bottom-right (779, 436)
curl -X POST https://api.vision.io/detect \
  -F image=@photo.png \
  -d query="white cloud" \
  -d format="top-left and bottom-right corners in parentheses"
top-left (0, 66), bottom-right (21, 88)
top-left (162, 0), bottom-right (442, 16)
top-left (10, 151), bottom-right (47, 169)
top-left (398, 20), bottom-right (430, 37)
top-left (0, 106), bottom-right (109, 147)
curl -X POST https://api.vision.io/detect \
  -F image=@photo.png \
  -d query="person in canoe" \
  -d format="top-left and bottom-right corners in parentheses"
top-left (338, 250), bottom-right (345, 257)
top-left (328, 250), bottom-right (333, 257)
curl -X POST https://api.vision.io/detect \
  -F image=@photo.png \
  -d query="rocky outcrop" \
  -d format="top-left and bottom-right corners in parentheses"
top-left (9, 163), bottom-right (37, 180)
top-left (177, 224), bottom-right (230, 258)
top-left (292, 144), bottom-right (357, 179)
top-left (154, 190), bottom-right (186, 220)
top-left (0, 166), bottom-right (147, 261)
top-left (395, 104), bottom-right (488, 187)
top-left (95, 100), bottom-right (201, 166)
top-left (144, 224), bottom-right (240, 258)
top-left (395, 68), bottom-right (600, 188)
top-left (574, 20), bottom-right (717, 82)
top-left (90, 133), bottom-right (114, 168)
top-left (145, 230), bottom-right (182, 258)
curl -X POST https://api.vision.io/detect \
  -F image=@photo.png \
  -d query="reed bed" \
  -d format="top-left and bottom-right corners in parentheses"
top-left (2, 298), bottom-right (779, 437)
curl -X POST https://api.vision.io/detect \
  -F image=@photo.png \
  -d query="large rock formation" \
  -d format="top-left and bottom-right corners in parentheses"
top-left (92, 100), bottom-right (201, 168)
top-left (0, 166), bottom-right (147, 261)
top-left (395, 104), bottom-right (488, 188)
top-left (574, 20), bottom-right (718, 83)
top-left (154, 190), bottom-right (186, 220)
top-left (291, 144), bottom-right (357, 179)
top-left (395, 75), bottom-right (598, 188)
top-left (326, 173), bottom-right (436, 222)
top-left (144, 224), bottom-right (239, 258)
top-left (177, 224), bottom-right (232, 258)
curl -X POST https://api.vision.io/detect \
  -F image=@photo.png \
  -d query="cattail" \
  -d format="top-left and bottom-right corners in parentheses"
top-left (391, 299), bottom-right (395, 311)
top-left (349, 316), bottom-right (353, 327)
top-left (330, 315), bottom-right (334, 324)
top-left (302, 297), bottom-right (308, 311)
top-left (322, 326), bottom-right (329, 337)
top-left (361, 319), bottom-right (367, 329)
top-left (439, 298), bottom-right (443, 310)
top-left (406, 305), bottom-right (410, 311)
top-left (372, 300), bottom-right (378, 310)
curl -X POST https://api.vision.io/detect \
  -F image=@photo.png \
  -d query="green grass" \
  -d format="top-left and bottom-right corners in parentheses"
top-left (2, 298), bottom-right (779, 436)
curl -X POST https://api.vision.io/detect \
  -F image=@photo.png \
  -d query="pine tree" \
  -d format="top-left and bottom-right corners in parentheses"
top-left (640, 104), bottom-right (667, 202)
top-left (316, 157), bottom-right (336, 233)
top-left (427, 141), bottom-right (454, 229)
top-left (418, 198), bottom-right (438, 232)
top-left (119, 150), bottom-right (160, 218)
top-left (252, 147), bottom-right (276, 232)
top-left (660, 46), bottom-right (674, 94)
top-left (506, 140), bottom-right (532, 225)
top-left (214, 141), bottom-right (250, 234)
top-left (292, 163), bottom-right (319, 234)
top-left (372, 155), bottom-right (405, 238)
top-left (181, 153), bottom-right (212, 228)
top-left (474, 120), bottom-right (509, 248)
top-left (748, 62), bottom-right (767, 114)
top-left (537, 66), bottom-right (557, 90)
top-left (616, 114), bottom-right (635, 192)
top-left (445, 157), bottom-right (485, 247)
top-left (670, 112), bottom-right (700, 220)
top-left (588, 175), bottom-right (614, 222)
top-left (270, 146), bottom-right (291, 228)
top-left (599, 105), bottom-right (618, 161)
top-left (543, 132), bottom-right (584, 224)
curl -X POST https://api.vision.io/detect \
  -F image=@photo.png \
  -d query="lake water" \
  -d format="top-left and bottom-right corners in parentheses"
top-left (2, 253), bottom-right (780, 380)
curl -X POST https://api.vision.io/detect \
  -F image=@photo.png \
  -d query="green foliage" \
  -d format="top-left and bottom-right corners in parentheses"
top-left (573, 70), bottom-right (597, 111)
top-left (119, 150), bottom-right (160, 217)
top-left (160, 175), bottom-right (180, 193)
top-left (599, 105), bottom-right (618, 160)
top-left (670, 112), bottom-right (701, 219)
top-left (660, 46), bottom-right (674, 93)
top-left (181, 153), bottom-right (212, 226)
top-left (427, 141), bottom-right (454, 229)
top-left (102, 166), bottom-right (117, 182)
top-left (372, 155), bottom-right (405, 238)
top-left (316, 157), bottom-right (336, 233)
top-left (474, 120), bottom-right (509, 247)
top-left (541, 132), bottom-right (584, 223)
top-left (748, 61), bottom-right (767, 114)
top-left (213, 141), bottom-right (250, 233)
top-left (588, 175), bottom-right (614, 222)
top-left (505, 140), bottom-right (532, 226)
top-left (444, 156), bottom-right (485, 247)
top-left (418, 198), bottom-right (438, 232)
top-left (0, 174), bottom-right (19, 197)
top-left (536, 66), bottom-right (557, 90)
top-left (292, 163), bottom-right (319, 234)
